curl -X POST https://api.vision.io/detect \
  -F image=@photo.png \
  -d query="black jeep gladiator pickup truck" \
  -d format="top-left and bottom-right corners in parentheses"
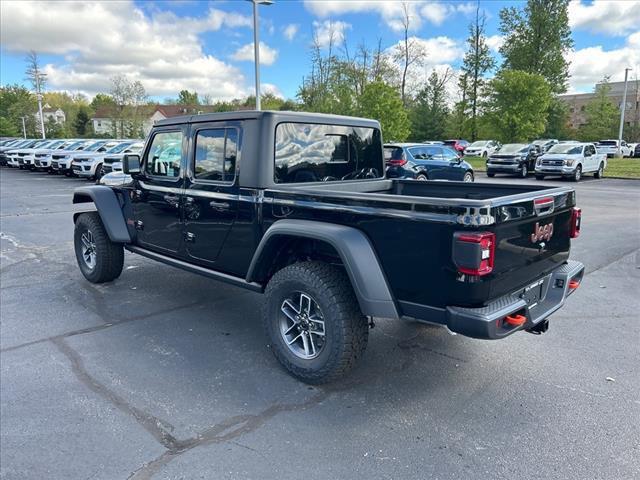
top-left (73, 111), bottom-right (584, 383)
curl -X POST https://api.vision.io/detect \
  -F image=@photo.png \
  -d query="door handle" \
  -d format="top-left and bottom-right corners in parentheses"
top-left (209, 200), bottom-right (230, 211)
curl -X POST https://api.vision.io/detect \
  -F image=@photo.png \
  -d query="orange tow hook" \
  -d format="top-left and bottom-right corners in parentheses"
top-left (504, 314), bottom-right (527, 327)
top-left (568, 279), bottom-right (580, 290)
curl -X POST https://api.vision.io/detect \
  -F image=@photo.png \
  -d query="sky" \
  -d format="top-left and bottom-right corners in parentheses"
top-left (0, 0), bottom-right (639, 103)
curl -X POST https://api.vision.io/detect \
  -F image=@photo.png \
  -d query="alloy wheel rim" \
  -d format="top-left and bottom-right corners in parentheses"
top-left (279, 291), bottom-right (326, 360)
top-left (80, 230), bottom-right (97, 270)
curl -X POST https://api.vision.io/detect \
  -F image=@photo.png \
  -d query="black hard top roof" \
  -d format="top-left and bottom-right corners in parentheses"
top-left (154, 110), bottom-right (381, 129)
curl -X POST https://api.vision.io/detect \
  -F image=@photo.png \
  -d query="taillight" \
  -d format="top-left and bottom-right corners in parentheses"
top-left (387, 158), bottom-right (407, 166)
top-left (570, 207), bottom-right (581, 238)
top-left (452, 232), bottom-right (495, 277)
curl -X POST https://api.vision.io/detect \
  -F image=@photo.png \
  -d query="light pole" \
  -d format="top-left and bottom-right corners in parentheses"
top-left (247, 0), bottom-right (273, 110)
top-left (617, 67), bottom-right (631, 157)
top-left (20, 116), bottom-right (27, 138)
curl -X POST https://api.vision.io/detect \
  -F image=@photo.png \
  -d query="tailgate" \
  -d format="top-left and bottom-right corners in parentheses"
top-left (489, 195), bottom-right (574, 300)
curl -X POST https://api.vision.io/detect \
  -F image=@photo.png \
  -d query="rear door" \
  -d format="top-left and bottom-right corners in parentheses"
top-left (182, 122), bottom-right (241, 268)
top-left (131, 127), bottom-right (187, 254)
top-left (412, 146), bottom-right (449, 179)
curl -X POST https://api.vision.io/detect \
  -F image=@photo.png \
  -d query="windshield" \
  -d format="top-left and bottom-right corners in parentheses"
top-left (63, 141), bottom-right (86, 150)
top-left (598, 140), bottom-right (617, 146)
top-left (547, 144), bottom-right (583, 154)
top-left (84, 141), bottom-right (106, 152)
top-left (106, 142), bottom-right (133, 154)
top-left (496, 144), bottom-right (528, 154)
top-left (532, 140), bottom-right (549, 145)
top-left (469, 141), bottom-right (487, 147)
top-left (43, 140), bottom-right (65, 149)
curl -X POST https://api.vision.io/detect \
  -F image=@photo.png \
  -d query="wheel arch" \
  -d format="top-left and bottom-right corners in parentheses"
top-left (72, 186), bottom-right (131, 243)
top-left (247, 219), bottom-right (399, 319)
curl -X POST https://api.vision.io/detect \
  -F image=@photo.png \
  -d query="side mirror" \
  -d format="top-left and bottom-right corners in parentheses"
top-left (122, 154), bottom-right (141, 174)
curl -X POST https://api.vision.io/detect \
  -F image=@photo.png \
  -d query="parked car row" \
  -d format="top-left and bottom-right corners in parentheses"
top-left (0, 137), bottom-right (144, 181)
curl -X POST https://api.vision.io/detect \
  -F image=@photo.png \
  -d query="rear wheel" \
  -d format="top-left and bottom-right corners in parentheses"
top-left (416, 173), bottom-right (428, 181)
top-left (74, 212), bottom-right (124, 283)
top-left (594, 162), bottom-right (604, 179)
top-left (572, 165), bottom-right (582, 182)
top-left (463, 171), bottom-right (474, 182)
top-left (263, 261), bottom-right (368, 384)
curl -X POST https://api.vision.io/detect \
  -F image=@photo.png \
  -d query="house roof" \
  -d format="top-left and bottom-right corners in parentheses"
top-left (92, 104), bottom-right (220, 120)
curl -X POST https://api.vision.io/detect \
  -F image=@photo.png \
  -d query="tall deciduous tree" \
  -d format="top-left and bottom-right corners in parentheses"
top-left (461, 4), bottom-right (495, 141)
top-left (109, 75), bottom-right (147, 138)
top-left (177, 90), bottom-right (199, 105)
top-left (392, 2), bottom-right (426, 106)
top-left (410, 70), bottom-right (452, 141)
top-left (358, 81), bottom-right (410, 142)
top-left (577, 77), bottom-right (619, 141)
top-left (484, 70), bottom-right (552, 142)
top-left (499, 0), bottom-right (573, 94)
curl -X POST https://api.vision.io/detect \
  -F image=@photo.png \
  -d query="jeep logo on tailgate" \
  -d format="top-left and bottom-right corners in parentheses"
top-left (531, 222), bottom-right (554, 243)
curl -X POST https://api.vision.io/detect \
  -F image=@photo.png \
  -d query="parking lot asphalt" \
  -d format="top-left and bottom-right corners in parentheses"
top-left (1, 167), bottom-right (639, 480)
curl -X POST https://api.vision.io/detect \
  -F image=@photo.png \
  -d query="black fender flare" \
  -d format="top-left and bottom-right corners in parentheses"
top-left (247, 219), bottom-right (399, 319)
top-left (72, 186), bottom-right (131, 243)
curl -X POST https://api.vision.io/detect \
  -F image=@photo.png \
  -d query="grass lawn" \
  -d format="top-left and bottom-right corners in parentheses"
top-left (605, 158), bottom-right (640, 178)
top-left (463, 156), bottom-right (640, 178)
top-left (463, 156), bottom-right (487, 171)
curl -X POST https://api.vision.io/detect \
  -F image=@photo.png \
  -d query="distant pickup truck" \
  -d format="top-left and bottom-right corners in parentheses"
top-left (535, 142), bottom-right (606, 181)
top-left (72, 111), bottom-right (584, 384)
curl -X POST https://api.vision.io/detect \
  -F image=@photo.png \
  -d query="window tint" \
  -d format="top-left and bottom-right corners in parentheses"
top-left (194, 128), bottom-right (238, 182)
top-left (275, 123), bottom-right (383, 183)
top-left (441, 147), bottom-right (459, 160)
top-left (384, 146), bottom-right (403, 161)
top-left (145, 131), bottom-right (182, 177)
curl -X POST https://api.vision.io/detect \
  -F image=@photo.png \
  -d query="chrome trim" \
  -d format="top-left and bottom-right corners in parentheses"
top-left (138, 181), bottom-right (182, 194)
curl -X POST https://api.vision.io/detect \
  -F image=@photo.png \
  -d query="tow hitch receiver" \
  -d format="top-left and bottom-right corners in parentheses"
top-left (526, 319), bottom-right (549, 335)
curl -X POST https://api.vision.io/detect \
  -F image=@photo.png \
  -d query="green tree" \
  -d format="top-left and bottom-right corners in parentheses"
top-left (484, 70), bottom-right (552, 142)
top-left (177, 90), bottom-right (199, 105)
top-left (73, 107), bottom-right (91, 136)
top-left (577, 77), bottom-right (619, 141)
top-left (499, 0), bottom-right (573, 94)
top-left (0, 84), bottom-right (38, 136)
top-left (0, 117), bottom-right (20, 137)
top-left (410, 70), bottom-right (450, 141)
top-left (461, 4), bottom-right (495, 140)
top-left (543, 96), bottom-right (570, 139)
top-left (44, 116), bottom-right (65, 138)
top-left (90, 93), bottom-right (116, 111)
top-left (358, 81), bottom-right (410, 141)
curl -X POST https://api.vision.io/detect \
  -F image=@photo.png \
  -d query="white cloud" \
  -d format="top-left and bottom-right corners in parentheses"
top-left (568, 0), bottom-right (640, 36)
top-left (567, 31), bottom-right (640, 92)
top-left (231, 42), bottom-right (279, 66)
top-left (485, 35), bottom-right (504, 52)
top-left (312, 20), bottom-right (351, 48)
top-left (304, 1), bottom-right (475, 31)
top-left (283, 24), bottom-right (299, 41)
top-left (261, 83), bottom-right (284, 99)
top-left (0, 1), bottom-right (264, 100)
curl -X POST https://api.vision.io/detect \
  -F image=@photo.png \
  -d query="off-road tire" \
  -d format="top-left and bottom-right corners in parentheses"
top-left (74, 212), bottom-right (124, 283)
top-left (263, 261), bottom-right (368, 384)
top-left (594, 162), bottom-right (604, 179)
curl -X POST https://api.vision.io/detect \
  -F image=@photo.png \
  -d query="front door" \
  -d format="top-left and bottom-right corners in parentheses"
top-left (131, 128), bottom-right (187, 254)
top-left (182, 123), bottom-right (241, 268)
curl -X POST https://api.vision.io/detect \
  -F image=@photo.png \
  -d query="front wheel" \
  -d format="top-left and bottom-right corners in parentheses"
top-left (594, 162), bottom-right (604, 179)
top-left (486, 172), bottom-right (495, 178)
top-left (263, 261), bottom-right (368, 384)
top-left (74, 212), bottom-right (124, 283)
top-left (518, 164), bottom-right (527, 178)
top-left (94, 163), bottom-right (103, 181)
top-left (572, 165), bottom-right (582, 182)
top-left (463, 171), bottom-right (474, 182)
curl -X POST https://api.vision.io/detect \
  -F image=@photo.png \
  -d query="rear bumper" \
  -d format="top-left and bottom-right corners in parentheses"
top-left (446, 260), bottom-right (584, 339)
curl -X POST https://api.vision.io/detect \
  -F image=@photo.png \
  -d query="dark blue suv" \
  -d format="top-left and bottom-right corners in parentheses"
top-left (384, 143), bottom-right (474, 182)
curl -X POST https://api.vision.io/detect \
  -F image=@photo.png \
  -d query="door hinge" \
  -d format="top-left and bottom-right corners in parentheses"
top-left (185, 232), bottom-right (195, 242)
top-left (134, 220), bottom-right (144, 231)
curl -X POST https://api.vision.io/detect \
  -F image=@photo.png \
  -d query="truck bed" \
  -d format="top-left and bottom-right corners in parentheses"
top-left (263, 178), bottom-right (576, 311)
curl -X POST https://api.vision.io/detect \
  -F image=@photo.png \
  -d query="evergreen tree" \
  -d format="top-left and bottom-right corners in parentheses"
top-left (410, 70), bottom-right (450, 141)
top-left (73, 107), bottom-right (91, 136)
top-left (460, 4), bottom-right (495, 141)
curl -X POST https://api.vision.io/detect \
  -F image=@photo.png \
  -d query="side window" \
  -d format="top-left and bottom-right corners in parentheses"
top-left (409, 147), bottom-right (426, 159)
top-left (424, 146), bottom-right (440, 159)
top-left (441, 147), bottom-right (458, 160)
top-left (145, 131), bottom-right (182, 178)
top-left (194, 128), bottom-right (238, 182)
